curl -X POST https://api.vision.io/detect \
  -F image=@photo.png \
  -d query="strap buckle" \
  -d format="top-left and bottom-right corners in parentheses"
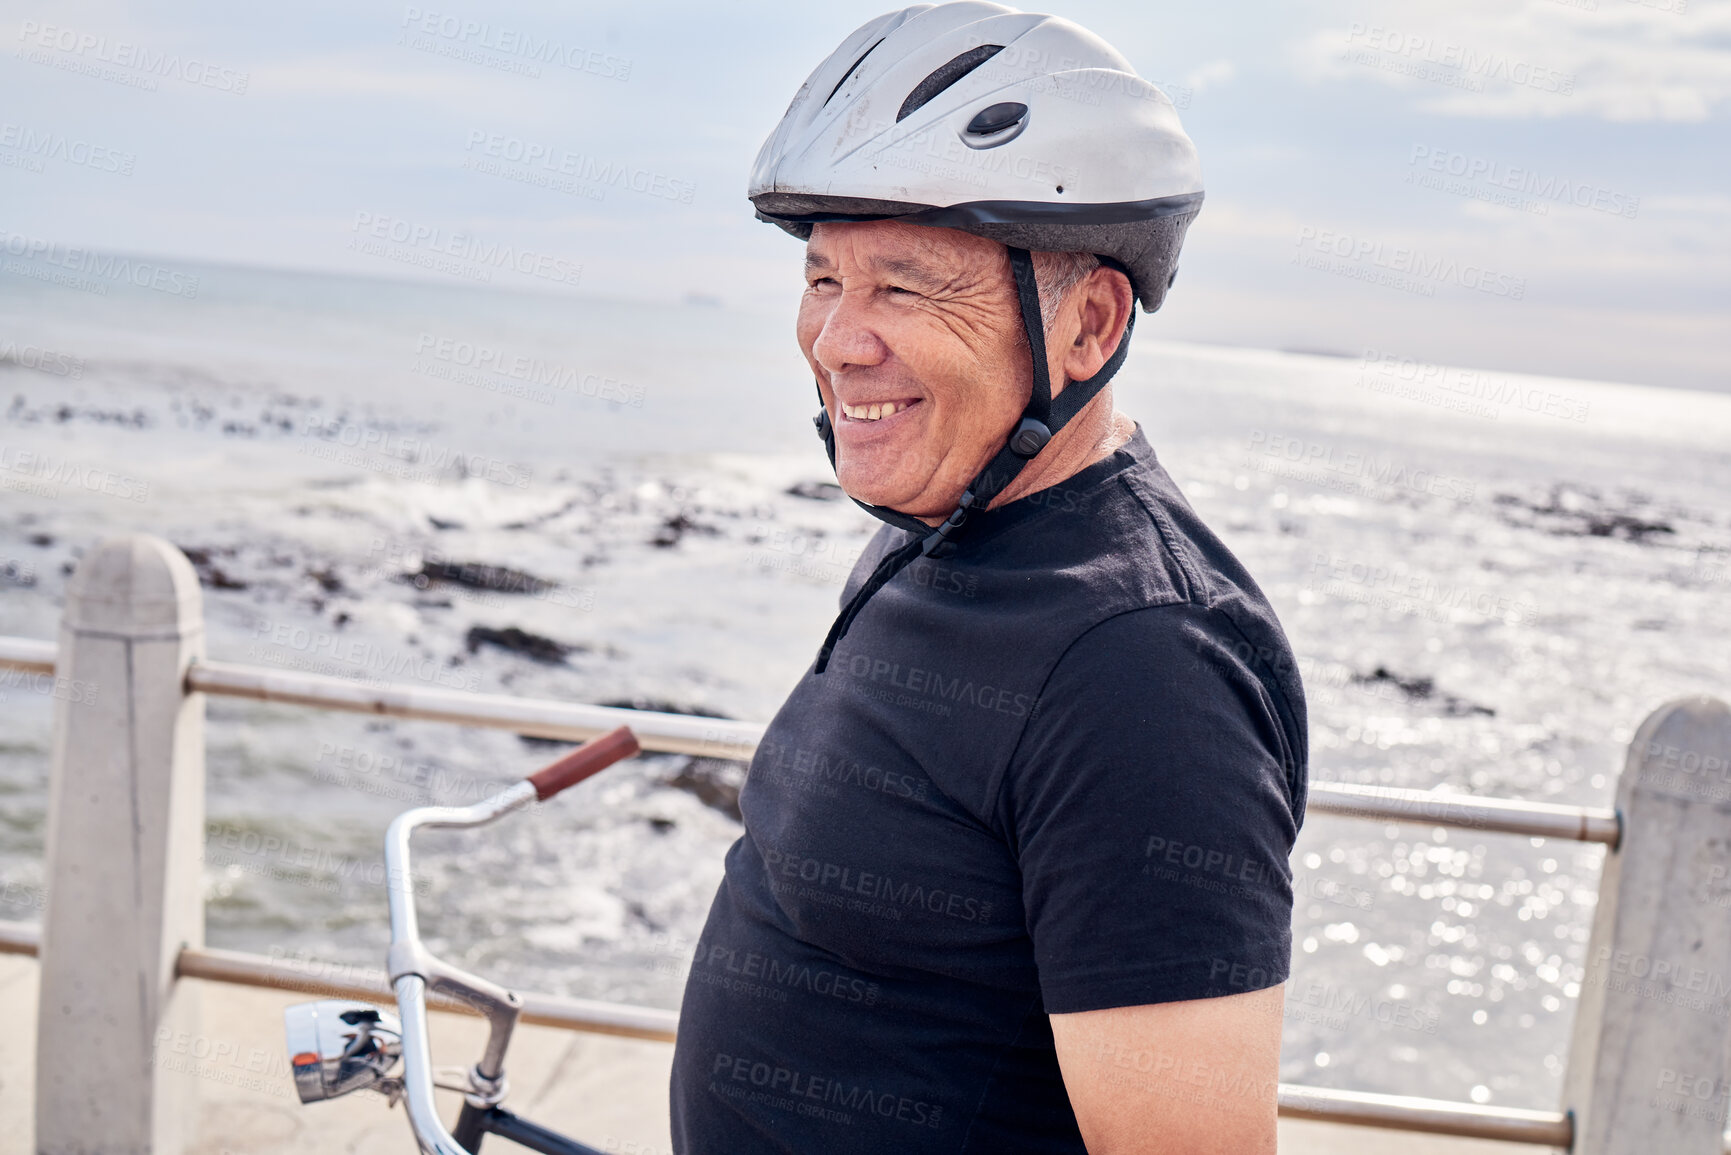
top-left (919, 489), bottom-right (976, 558)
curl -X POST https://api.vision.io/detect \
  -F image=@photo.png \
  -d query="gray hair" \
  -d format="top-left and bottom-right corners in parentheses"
top-left (1031, 250), bottom-right (1101, 336)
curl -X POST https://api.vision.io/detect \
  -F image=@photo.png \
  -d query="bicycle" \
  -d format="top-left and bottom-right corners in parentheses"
top-left (284, 725), bottom-right (643, 1154)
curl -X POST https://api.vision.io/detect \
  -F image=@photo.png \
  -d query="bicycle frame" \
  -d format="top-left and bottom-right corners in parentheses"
top-left (455, 1103), bottom-right (606, 1154)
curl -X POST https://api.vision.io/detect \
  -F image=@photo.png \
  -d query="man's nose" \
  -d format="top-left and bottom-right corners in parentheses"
top-left (810, 288), bottom-right (888, 375)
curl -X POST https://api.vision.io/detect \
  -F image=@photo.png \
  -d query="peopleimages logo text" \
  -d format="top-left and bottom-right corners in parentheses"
top-left (463, 132), bottom-right (694, 204)
top-left (1408, 146), bottom-right (1639, 219)
top-left (0, 123), bottom-right (135, 175)
top-left (1344, 24), bottom-right (1575, 95)
top-left (16, 21), bottom-right (250, 93)
top-left (1294, 227), bottom-right (1525, 300)
top-left (400, 7), bottom-right (630, 80)
top-left (0, 231), bottom-right (199, 298)
top-left (0, 445), bottom-right (151, 502)
top-left (349, 212), bottom-right (582, 287)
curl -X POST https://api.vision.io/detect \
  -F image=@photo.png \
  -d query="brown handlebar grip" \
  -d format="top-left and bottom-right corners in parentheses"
top-left (527, 725), bottom-right (642, 801)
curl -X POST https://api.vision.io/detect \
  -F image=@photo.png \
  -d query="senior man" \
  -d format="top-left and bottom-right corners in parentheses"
top-left (671, 5), bottom-right (1306, 1153)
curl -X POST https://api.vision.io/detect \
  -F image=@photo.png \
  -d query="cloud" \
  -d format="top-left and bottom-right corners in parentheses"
top-left (1184, 59), bottom-right (1238, 92)
top-left (1294, 0), bottom-right (1731, 121)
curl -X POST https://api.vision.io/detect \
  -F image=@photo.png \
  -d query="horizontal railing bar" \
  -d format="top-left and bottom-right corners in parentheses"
top-left (0, 921), bottom-right (677, 1040)
top-left (0, 917), bottom-right (39, 956)
top-left (1309, 782), bottom-right (1621, 847)
top-left (0, 921), bottom-right (1611, 1147)
top-left (177, 944), bottom-right (680, 1043)
top-left (1277, 1084), bottom-right (1571, 1146)
top-left (174, 664), bottom-right (1628, 845)
top-left (185, 658), bottom-right (764, 760)
top-left (0, 635), bottom-right (1625, 843)
top-left (0, 636), bottom-right (55, 676)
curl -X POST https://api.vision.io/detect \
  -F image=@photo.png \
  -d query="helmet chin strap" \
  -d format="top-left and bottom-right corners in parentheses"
top-left (809, 247), bottom-right (1136, 674)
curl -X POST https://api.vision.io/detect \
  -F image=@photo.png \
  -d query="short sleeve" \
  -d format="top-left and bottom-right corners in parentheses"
top-left (1000, 602), bottom-right (1304, 1014)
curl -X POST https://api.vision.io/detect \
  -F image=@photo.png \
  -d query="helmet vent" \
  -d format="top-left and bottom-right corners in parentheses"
top-left (961, 101), bottom-right (1029, 150)
top-left (824, 38), bottom-right (885, 107)
top-left (966, 102), bottom-right (1026, 135)
top-left (896, 44), bottom-right (1004, 122)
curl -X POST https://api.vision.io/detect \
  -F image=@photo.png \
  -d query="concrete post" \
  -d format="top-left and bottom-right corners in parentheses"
top-left (35, 536), bottom-right (205, 1155)
top-left (1560, 696), bottom-right (1731, 1154)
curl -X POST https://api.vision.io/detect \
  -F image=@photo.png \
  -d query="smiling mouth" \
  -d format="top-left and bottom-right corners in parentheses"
top-left (840, 398), bottom-right (921, 422)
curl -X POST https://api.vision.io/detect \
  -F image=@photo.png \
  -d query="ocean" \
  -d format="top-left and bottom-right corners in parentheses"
top-left (2, 256), bottom-right (1728, 1113)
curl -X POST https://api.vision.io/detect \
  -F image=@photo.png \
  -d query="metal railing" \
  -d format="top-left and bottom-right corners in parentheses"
top-left (0, 634), bottom-right (1629, 846)
top-left (3, 533), bottom-right (1729, 1153)
top-left (0, 914), bottom-right (1592, 1149)
top-left (0, 919), bottom-right (1576, 1146)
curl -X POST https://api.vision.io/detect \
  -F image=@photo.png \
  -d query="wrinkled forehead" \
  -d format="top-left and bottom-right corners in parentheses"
top-left (805, 219), bottom-right (1008, 282)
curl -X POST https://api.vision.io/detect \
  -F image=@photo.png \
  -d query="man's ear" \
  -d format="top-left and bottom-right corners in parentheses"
top-left (1061, 266), bottom-right (1135, 383)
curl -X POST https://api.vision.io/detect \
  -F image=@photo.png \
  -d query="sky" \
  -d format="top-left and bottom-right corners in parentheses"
top-left (3, 0), bottom-right (1728, 392)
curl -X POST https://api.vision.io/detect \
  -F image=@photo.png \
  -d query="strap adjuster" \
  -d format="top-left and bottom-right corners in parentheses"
top-left (1009, 417), bottom-right (1051, 458)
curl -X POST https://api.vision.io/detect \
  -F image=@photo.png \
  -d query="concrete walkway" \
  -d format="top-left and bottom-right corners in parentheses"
top-left (0, 954), bottom-right (1541, 1154)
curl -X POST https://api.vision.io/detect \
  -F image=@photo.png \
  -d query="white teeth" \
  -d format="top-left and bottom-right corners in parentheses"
top-left (844, 400), bottom-right (907, 421)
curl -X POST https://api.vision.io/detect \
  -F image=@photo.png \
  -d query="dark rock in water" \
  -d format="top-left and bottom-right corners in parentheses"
top-left (503, 496), bottom-right (583, 531)
top-left (307, 565), bottom-right (344, 593)
top-left (465, 625), bottom-right (584, 664)
top-left (1584, 513), bottom-right (1674, 541)
top-left (787, 480), bottom-right (845, 502)
top-left (624, 899), bottom-right (666, 933)
top-left (651, 512), bottom-right (719, 548)
top-left (647, 817), bottom-right (677, 833)
top-left (1355, 666), bottom-right (1434, 700)
top-left (666, 757), bottom-right (744, 822)
top-left (404, 559), bottom-right (556, 594)
top-left (518, 735), bottom-right (572, 749)
top-left (27, 533), bottom-right (53, 547)
top-left (1494, 484), bottom-right (1676, 543)
top-left (428, 516), bottom-right (464, 530)
top-left (178, 545), bottom-right (248, 590)
top-left (5, 393), bottom-right (151, 429)
top-left (205, 568), bottom-right (248, 590)
top-left (1354, 666), bottom-right (1495, 717)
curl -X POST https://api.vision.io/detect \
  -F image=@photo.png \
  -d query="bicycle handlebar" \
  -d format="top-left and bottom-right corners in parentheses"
top-left (383, 726), bottom-right (641, 1155)
top-left (528, 725), bottom-right (641, 801)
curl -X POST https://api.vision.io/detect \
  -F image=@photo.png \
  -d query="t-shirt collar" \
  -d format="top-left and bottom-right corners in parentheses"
top-left (948, 421), bottom-right (1154, 546)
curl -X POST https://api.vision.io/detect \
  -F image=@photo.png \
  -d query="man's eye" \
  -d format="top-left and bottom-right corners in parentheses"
top-left (808, 276), bottom-right (838, 288)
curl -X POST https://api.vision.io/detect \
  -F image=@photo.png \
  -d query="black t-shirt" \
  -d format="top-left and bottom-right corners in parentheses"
top-left (670, 425), bottom-right (1307, 1154)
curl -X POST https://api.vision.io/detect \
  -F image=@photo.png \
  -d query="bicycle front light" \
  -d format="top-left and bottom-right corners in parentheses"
top-left (285, 1000), bottom-right (404, 1103)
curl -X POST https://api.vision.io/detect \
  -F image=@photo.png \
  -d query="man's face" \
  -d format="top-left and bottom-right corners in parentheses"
top-left (797, 220), bottom-right (1029, 519)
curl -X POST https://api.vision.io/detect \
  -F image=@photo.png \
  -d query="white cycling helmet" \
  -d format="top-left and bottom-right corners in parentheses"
top-left (755, 3), bottom-right (1206, 673)
top-left (749, 0), bottom-right (1203, 313)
